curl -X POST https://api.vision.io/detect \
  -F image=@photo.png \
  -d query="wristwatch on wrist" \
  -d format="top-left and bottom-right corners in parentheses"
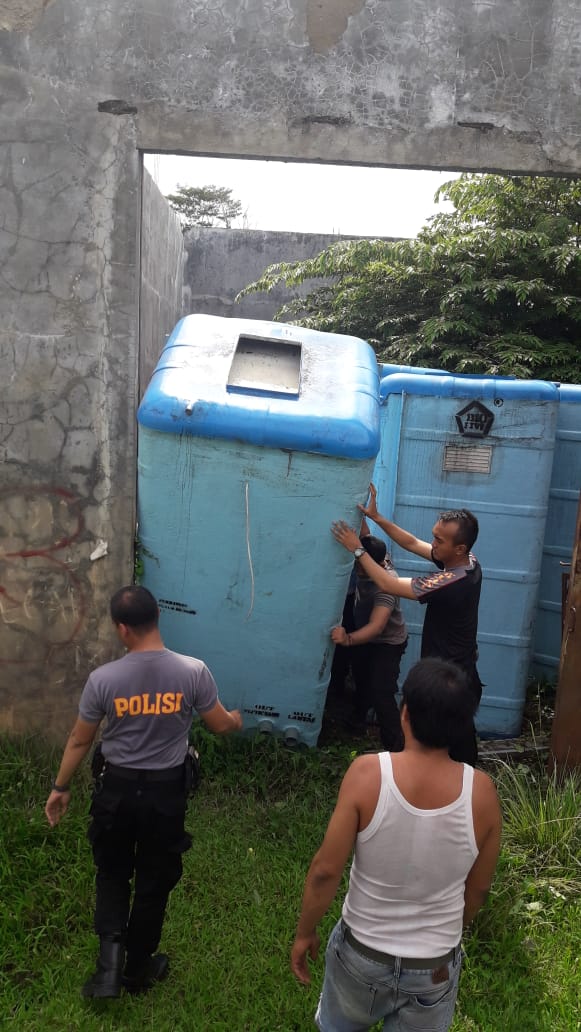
top-left (51, 780), bottom-right (70, 793)
top-left (352, 546), bottom-right (365, 559)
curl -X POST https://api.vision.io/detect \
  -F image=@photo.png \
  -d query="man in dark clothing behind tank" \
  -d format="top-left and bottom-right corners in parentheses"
top-left (332, 484), bottom-right (482, 766)
top-left (331, 533), bottom-right (408, 750)
top-left (45, 585), bottom-right (242, 999)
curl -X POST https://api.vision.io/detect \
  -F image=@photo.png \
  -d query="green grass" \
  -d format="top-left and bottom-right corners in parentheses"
top-left (1, 733), bottom-right (580, 1031)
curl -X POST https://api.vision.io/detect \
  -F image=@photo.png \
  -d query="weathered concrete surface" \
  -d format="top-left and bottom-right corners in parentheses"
top-left (134, 0), bottom-right (581, 174)
top-left (140, 171), bottom-right (185, 394)
top-left (1, 0), bottom-right (581, 738)
top-left (2, 0), bottom-right (581, 172)
top-left (183, 228), bottom-right (365, 321)
top-left (0, 76), bottom-right (140, 736)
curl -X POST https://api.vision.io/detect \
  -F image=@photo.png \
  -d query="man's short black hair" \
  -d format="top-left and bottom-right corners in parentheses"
top-left (110, 585), bottom-right (159, 631)
top-left (438, 509), bottom-right (479, 552)
top-left (401, 658), bottom-right (477, 750)
top-left (360, 534), bottom-right (387, 565)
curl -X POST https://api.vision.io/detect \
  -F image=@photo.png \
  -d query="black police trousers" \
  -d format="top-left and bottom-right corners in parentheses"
top-left (350, 640), bottom-right (407, 752)
top-left (448, 664), bottom-right (483, 768)
top-left (87, 768), bottom-right (192, 962)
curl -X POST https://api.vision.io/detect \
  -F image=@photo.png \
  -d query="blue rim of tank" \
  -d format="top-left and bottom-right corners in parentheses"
top-left (380, 362), bottom-right (517, 380)
top-left (379, 372), bottom-right (559, 402)
top-left (138, 320), bottom-right (381, 460)
top-left (557, 383), bottom-right (581, 402)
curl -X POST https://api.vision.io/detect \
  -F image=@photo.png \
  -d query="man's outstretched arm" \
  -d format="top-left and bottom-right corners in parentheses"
top-left (463, 772), bottom-right (502, 927)
top-left (201, 700), bottom-right (243, 735)
top-left (45, 716), bottom-right (100, 827)
top-left (332, 601), bottom-right (392, 647)
top-left (290, 759), bottom-right (365, 985)
top-left (331, 521), bottom-right (417, 600)
top-left (359, 483), bottom-right (432, 561)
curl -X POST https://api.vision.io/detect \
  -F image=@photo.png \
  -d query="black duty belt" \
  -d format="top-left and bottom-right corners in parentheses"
top-left (105, 763), bottom-right (184, 783)
top-left (343, 924), bottom-right (457, 970)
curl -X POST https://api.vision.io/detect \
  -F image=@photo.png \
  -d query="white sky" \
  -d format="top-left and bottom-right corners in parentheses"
top-left (143, 154), bottom-right (460, 238)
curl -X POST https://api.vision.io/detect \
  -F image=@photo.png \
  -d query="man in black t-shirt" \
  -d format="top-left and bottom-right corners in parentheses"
top-left (331, 485), bottom-right (482, 766)
top-left (412, 555), bottom-right (482, 678)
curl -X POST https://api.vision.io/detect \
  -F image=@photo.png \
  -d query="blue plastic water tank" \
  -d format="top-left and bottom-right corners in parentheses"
top-left (373, 373), bottom-right (559, 738)
top-left (531, 384), bottom-right (581, 680)
top-left (137, 314), bottom-right (380, 746)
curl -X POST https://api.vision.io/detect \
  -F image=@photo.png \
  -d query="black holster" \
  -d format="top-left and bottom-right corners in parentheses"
top-left (91, 742), bottom-right (106, 792)
top-left (185, 745), bottom-right (201, 797)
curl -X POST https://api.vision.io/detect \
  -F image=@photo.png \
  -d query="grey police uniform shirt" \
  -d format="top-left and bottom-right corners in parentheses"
top-left (79, 649), bottom-right (218, 769)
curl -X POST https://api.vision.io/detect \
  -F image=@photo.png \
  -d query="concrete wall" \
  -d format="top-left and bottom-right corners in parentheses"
top-left (183, 228), bottom-right (362, 321)
top-left (140, 171), bottom-right (185, 395)
top-left (2, 0), bottom-right (581, 737)
top-left (0, 82), bottom-right (140, 737)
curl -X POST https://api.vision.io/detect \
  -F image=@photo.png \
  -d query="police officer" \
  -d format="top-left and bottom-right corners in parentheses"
top-left (45, 585), bottom-right (242, 998)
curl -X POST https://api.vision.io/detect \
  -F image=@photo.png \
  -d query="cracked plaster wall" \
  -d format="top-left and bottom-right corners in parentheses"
top-left (0, 71), bottom-right (139, 737)
top-left (1, 0), bottom-right (581, 738)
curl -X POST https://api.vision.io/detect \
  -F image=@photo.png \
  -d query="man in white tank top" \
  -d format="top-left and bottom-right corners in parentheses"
top-left (291, 658), bottom-right (501, 1032)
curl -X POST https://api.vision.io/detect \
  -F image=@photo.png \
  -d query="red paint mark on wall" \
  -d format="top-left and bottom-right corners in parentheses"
top-left (0, 486), bottom-right (87, 665)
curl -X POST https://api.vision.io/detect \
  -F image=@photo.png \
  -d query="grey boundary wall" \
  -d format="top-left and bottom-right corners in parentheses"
top-left (183, 227), bottom-right (366, 322)
top-left (140, 171), bottom-right (185, 397)
top-left (1, 0), bottom-right (581, 738)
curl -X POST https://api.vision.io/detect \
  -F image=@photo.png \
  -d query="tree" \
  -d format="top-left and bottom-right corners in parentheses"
top-left (238, 175), bottom-right (581, 381)
top-left (166, 185), bottom-right (243, 230)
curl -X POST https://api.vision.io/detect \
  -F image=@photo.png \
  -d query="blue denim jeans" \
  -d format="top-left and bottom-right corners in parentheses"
top-left (315, 921), bottom-right (462, 1032)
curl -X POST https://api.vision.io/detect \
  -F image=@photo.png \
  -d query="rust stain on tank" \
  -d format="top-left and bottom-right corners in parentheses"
top-left (306, 0), bottom-right (367, 53)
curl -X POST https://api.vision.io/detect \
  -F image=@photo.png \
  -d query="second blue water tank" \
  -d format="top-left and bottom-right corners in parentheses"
top-left (531, 384), bottom-right (581, 679)
top-left (374, 373), bottom-right (559, 737)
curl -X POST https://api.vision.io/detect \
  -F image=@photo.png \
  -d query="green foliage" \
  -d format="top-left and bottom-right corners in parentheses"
top-left (166, 184), bottom-right (243, 230)
top-left (239, 175), bottom-right (581, 381)
top-left (457, 759), bottom-right (581, 1031)
top-left (494, 761), bottom-right (581, 862)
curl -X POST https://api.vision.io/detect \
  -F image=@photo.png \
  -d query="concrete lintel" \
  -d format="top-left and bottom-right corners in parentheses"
top-left (136, 109), bottom-right (581, 177)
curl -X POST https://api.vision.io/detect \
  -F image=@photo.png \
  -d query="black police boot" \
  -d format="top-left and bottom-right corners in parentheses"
top-left (122, 953), bottom-right (170, 994)
top-left (82, 935), bottom-right (124, 999)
